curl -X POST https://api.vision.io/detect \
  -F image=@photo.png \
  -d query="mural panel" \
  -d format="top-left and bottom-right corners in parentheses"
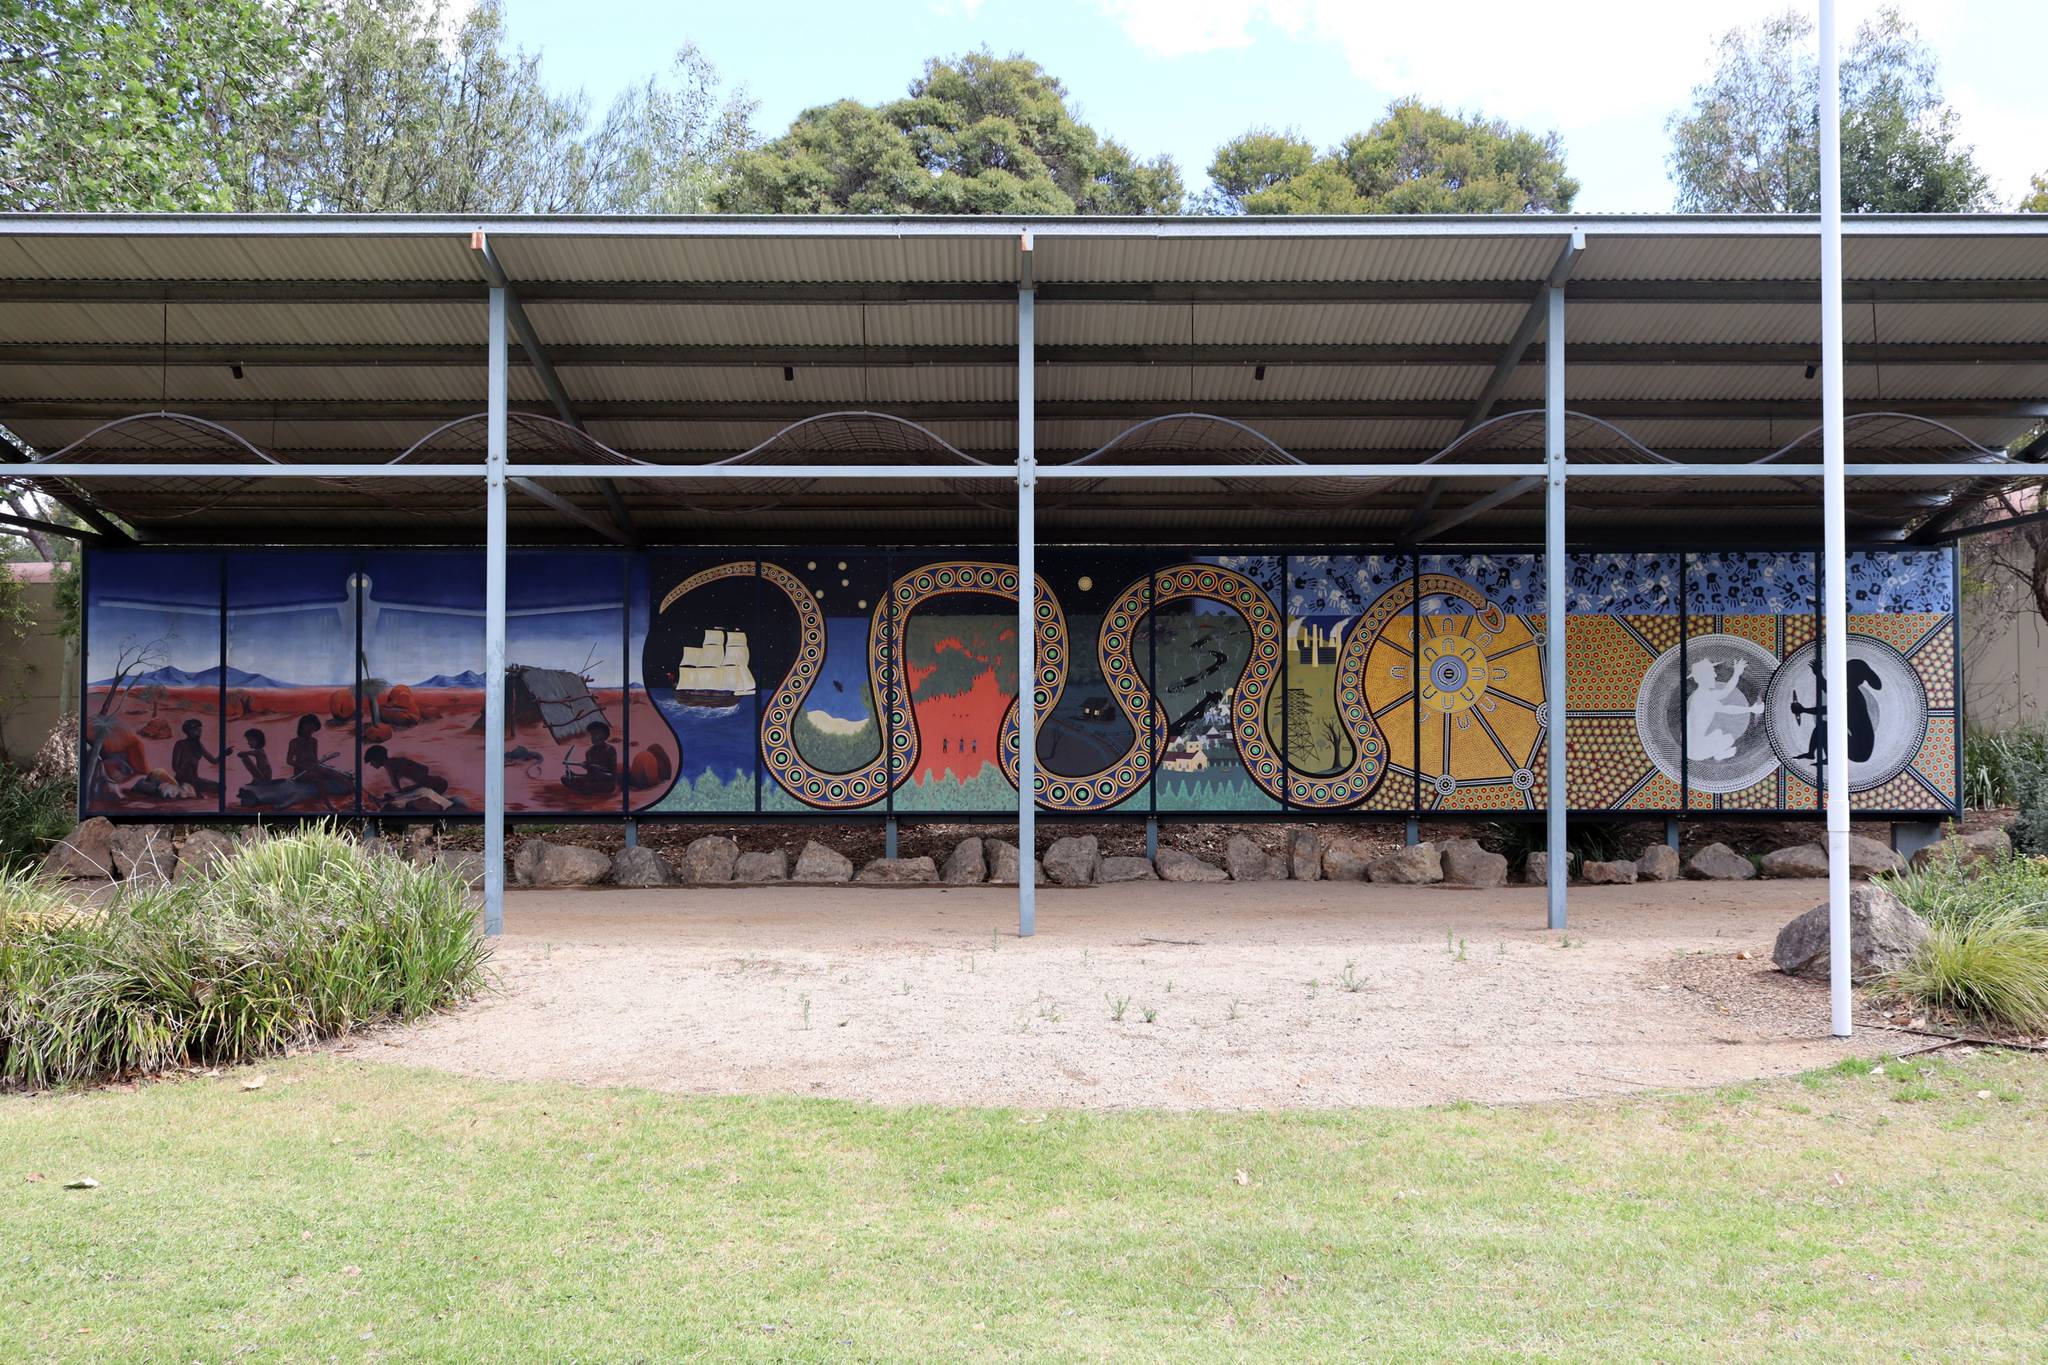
top-left (78, 545), bottom-right (1961, 820)
top-left (82, 552), bottom-right (224, 817)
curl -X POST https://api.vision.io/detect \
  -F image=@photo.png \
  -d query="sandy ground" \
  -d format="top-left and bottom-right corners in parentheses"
top-left (365, 878), bottom-right (1895, 1110)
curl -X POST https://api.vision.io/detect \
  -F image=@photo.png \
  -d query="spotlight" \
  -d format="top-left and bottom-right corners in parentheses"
top-left (1254, 365), bottom-right (1267, 382)
top-left (230, 364), bottom-right (245, 380)
top-left (783, 366), bottom-right (796, 382)
top-left (1804, 363), bottom-right (1818, 380)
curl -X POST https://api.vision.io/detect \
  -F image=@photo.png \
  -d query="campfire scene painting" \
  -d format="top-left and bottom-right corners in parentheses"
top-left (80, 546), bottom-right (1959, 820)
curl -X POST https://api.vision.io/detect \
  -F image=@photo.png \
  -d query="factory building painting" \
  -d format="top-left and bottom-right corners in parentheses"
top-left (79, 546), bottom-right (1958, 819)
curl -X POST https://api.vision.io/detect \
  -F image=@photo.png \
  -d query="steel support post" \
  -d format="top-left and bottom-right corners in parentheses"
top-left (1016, 281), bottom-right (1038, 937)
top-left (1544, 284), bottom-right (1569, 931)
top-left (1820, 0), bottom-right (1853, 1037)
top-left (482, 288), bottom-right (509, 936)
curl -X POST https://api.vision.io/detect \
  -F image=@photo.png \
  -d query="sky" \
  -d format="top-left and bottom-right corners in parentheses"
top-left (499, 0), bottom-right (2048, 210)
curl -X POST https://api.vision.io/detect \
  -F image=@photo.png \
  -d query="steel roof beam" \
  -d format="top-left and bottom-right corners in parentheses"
top-left (15, 340), bottom-right (2046, 368)
top-left (12, 278), bottom-right (2048, 305)
top-left (472, 232), bottom-right (635, 545)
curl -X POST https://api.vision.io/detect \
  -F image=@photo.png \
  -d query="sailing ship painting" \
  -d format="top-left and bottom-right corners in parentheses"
top-left (674, 629), bottom-right (755, 707)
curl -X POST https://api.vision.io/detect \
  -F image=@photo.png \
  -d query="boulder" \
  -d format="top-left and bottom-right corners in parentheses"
top-left (792, 840), bottom-right (854, 883)
top-left (1288, 829), bottom-right (1323, 882)
top-left (1225, 833), bottom-right (1287, 881)
top-left (1910, 826), bottom-right (2012, 872)
top-left (433, 850), bottom-right (485, 887)
top-left (941, 837), bottom-right (987, 885)
top-left (1771, 884), bottom-right (1930, 983)
top-left (985, 840), bottom-right (1045, 886)
top-left (1368, 842), bottom-right (1442, 885)
top-left (1156, 847), bottom-right (1228, 883)
top-left (173, 828), bottom-right (236, 882)
top-left (676, 834), bottom-right (739, 884)
top-left (733, 849), bottom-right (789, 883)
top-left (1098, 855), bottom-right (1157, 883)
top-left (1582, 858), bottom-right (1638, 885)
top-left (1524, 850), bottom-right (1550, 886)
top-left (1760, 843), bottom-right (1831, 879)
top-left (110, 824), bottom-right (176, 882)
top-left (609, 845), bottom-right (673, 887)
top-left (856, 856), bottom-right (938, 884)
top-left (512, 839), bottom-right (610, 888)
top-left (1438, 838), bottom-right (1507, 889)
top-left (403, 824), bottom-right (440, 865)
top-left (1320, 837), bottom-right (1374, 882)
top-left (1043, 835), bottom-right (1101, 886)
top-left (1686, 842), bottom-right (1755, 881)
top-left (1635, 844), bottom-right (1681, 882)
top-left (41, 817), bottom-right (114, 880)
top-left (1848, 833), bottom-right (1906, 879)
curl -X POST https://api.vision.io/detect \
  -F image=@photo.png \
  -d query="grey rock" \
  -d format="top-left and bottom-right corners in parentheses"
top-left (403, 824), bottom-right (439, 864)
top-left (942, 837), bottom-right (987, 885)
top-left (110, 824), bottom-right (176, 882)
top-left (433, 850), bottom-right (485, 887)
top-left (1635, 844), bottom-right (1681, 882)
top-left (1368, 842), bottom-right (1442, 885)
top-left (733, 849), bottom-right (789, 883)
top-left (985, 840), bottom-right (1045, 885)
top-left (1097, 855), bottom-right (1157, 883)
top-left (1524, 850), bottom-right (1550, 885)
top-left (1288, 829), bottom-right (1323, 882)
top-left (1438, 838), bottom-right (1507, 889)
top-left (610, 845), bottom-right (674, 887)
top-left (1043, 835), bottom-right (1101, 886)
top-left (676, 834), bottom-right (739, 884)
top-left (1156, 847), bottom-right (1228, 883)
top-left (513, 839), bottom-right (610, 887)
top-left (173, 828), bottom-right (236, 882)
top-left (792, 840), bottom-right (854, 883)
top-left (1321, 838), bottom-right (1374, 882)
top-left (1225, 833), bottom-right (1287, 881)
top-left (1582, 858), bottom-right (1638, 885)
top-left (1686, 842), bottom-right (1756, 881)
top-left (1761, 843), bottom-right (1831, 879)
top-left (1772, 884), bottom-right (1930, 983)
top-left (856, 855), bottom-right (938, 884)
top-left (42, 817), bottom-right (115, 879)
top-left (1910, 826), bottom-right (2012, 872)
top-left (1847, 833), bottom-right (1906, 879)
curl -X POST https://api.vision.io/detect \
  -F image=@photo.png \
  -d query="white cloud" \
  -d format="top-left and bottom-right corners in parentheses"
top-left (1094, 0), bottom-right (2046, 202)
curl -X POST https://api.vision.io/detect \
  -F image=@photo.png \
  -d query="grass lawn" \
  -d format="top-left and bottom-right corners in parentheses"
top-left (3, 1051), bottom-right (2046, 1361)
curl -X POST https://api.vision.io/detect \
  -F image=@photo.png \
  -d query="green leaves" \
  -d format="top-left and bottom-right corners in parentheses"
top-left (1201, 101), bottom-right (1577, 216)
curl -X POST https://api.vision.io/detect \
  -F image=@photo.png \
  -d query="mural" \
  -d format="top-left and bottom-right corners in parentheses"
top-left (80, 546), bottom-right (1960, 819)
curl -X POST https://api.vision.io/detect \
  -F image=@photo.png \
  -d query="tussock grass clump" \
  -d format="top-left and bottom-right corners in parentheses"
top-left (1878, 849), bottom-right (2048, 1035)
top-left (0, 824), bottom-right (488, 1088)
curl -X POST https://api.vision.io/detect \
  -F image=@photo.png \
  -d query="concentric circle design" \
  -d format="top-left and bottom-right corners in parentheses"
top-left (1635, 634), bottom-right (1781, 795)
top-left (1764, 637), bottom-right (1928, 793)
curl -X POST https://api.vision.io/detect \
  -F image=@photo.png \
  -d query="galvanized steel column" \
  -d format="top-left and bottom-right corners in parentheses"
top-left (1016, 278), bottom-right (1037, 937)
top-left (1545, 282), bottom-right (1568, 931)
top-left (1820, 0), bottom-right (1853, 1037)
top-left (482, 287), bottom-right (509, 936)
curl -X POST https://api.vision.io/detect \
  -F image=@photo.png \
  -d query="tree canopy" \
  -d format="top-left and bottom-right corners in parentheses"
top-left (1, 0), bottom-right (757, 214)
top-left (1666, 6), bottom-right (1993, 213)
top-left (1201, 101), bottom-right (1577, 215)
top-left (715, 52), bottom-right (1181, 215)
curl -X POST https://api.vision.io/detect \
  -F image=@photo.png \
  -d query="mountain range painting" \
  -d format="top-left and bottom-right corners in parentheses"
top-left (79, 545), bottom-right (1961, 820)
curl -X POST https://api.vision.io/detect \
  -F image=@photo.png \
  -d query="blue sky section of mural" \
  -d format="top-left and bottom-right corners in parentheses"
top-left (225, 552), bottom-right (356, 815)
top-left (83, 552), bottom-right (223, 816)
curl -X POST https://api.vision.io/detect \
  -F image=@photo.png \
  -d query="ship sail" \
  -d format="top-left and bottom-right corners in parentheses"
top-left (676, 628), bottom-right (756, 701)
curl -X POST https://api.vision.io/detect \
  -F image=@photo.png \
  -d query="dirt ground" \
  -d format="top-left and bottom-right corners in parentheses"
top-left (366, 878), bottom-right (1902, 1111)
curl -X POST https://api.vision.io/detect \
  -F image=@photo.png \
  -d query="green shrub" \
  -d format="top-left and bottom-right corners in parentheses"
top-left (1879, 852), bottom-right (2048, 928)
top-left (0, 824), bottom-right (488, 1088)
top-left (0, 764), bottom-right (75, 872)
top-left (1482, 820), bottom-right (1630, 876)
top-left (1962, 723), bottom-right (2048, 811)
top-left (1889, 907), bottom-right (2048, 1036)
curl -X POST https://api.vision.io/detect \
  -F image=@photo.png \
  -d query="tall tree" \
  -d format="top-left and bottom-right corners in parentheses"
top-left (1667, 6), bottom-right (1993, 213)
top-left (1201, 101), bottom-right (1577, 215)
top-left (717, 51), bottom-right (1181, 215)
top-left (0, 0), bottom-right (330, 212)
